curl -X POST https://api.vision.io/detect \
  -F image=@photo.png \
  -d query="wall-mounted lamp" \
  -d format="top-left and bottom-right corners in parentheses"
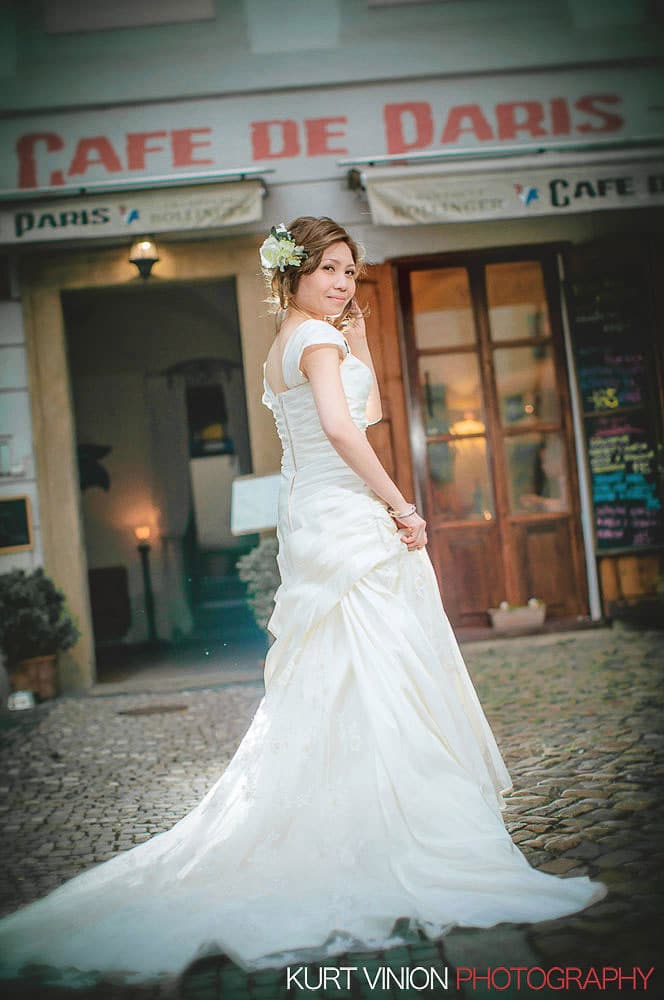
top-left (129, 237), bottom-right (160, 279)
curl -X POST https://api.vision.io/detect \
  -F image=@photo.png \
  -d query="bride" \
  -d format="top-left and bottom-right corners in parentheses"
top-left (0, 216), bottom-right (607, 990)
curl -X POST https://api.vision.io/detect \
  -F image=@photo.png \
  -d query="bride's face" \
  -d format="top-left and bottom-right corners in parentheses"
top-left (292, 240), bottom-right (357, 319)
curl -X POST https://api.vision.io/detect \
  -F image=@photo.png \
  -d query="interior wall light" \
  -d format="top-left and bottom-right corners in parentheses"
top-left (129, 237), bottom-right (160, 279)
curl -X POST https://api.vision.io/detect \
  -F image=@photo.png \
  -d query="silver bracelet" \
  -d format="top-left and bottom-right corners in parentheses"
top-left (387, 502), bottom-right (417, 518)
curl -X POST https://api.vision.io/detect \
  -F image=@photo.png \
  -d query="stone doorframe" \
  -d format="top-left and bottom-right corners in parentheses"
top-left (20, 234), bottom-right (275, 692)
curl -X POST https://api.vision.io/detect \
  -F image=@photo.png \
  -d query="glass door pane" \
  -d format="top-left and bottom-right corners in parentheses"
top-left (504, 431), bottom-right (569, 513)
top-left (417, 353), bottom-right (485, 436)
top-left (427, 438), bottom-right (493, 521)
top-left (485, 258), bottom-right (570, 516)
top-left (410, 265), bottom-right (494, 522)
top-left (410, 267), bottom-right (476, 348)
top-left (486, 260), bottom-right (551, 342)
top-left (494, 343), bottom-right (560, 425)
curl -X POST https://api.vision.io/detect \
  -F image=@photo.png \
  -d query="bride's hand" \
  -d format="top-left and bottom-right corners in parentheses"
top-left (392, 510), bottom-right (428, 550)
top-left (344, 298), bottom-right (367, 338)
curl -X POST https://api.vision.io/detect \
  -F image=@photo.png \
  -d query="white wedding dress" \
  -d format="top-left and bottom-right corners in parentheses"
top-left (0, 319), bottom-right (607, 990)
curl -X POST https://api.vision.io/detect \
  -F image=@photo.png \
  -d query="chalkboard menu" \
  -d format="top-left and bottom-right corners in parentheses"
top-left (569, 242), bottom-right (663, 553)
top-left (576, 345), bottom-right (648, 414)
top-left (585, 413), bottom-right (663, 550)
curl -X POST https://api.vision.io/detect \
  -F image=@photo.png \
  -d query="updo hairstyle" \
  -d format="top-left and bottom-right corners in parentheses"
top-left (263, 216), bottom-right (367, 331)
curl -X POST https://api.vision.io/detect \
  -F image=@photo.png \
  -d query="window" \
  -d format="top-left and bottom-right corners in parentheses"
top-left (186, 385), bottom-right (235, 459)
top-left (44, 0), bottom-right (215, 34)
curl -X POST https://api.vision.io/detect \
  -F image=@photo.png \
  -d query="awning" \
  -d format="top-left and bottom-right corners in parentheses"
top-left (0, 177), bottom-right (266, 244)
top-left (360, 147), bottom-right (664, 226)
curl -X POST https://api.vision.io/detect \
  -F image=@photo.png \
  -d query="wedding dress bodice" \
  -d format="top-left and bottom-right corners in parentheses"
top-left (262, 319), bottom-right (376, 477)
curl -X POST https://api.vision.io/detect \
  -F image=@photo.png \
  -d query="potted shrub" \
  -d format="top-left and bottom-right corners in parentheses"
top-left (0, 568), bottom-right (81, 701)
top-left (488, 597), bottom-right (546, 634)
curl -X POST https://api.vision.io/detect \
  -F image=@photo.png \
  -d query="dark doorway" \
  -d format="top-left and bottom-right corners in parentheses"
top-left (62, 277), bottom-right (265, 683)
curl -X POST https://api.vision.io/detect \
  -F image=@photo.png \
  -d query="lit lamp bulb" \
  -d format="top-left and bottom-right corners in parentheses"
top-left (134, 525), bottom-right (151, 543)
top-left (129, 237), bottom-right (160, 279)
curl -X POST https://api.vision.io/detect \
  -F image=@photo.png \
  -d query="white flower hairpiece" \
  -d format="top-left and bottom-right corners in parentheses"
top-left (259, 224), bottom-right (308, 272)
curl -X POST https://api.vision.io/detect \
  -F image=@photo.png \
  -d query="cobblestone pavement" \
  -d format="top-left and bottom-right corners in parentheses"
top-left (0, 623), bottom-right (662, 999)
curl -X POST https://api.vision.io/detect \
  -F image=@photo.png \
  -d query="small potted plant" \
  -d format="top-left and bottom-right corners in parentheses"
top-left (488, 597), bottom-right (546, 634)
top-left (0, 568), bottom-right (81, 701)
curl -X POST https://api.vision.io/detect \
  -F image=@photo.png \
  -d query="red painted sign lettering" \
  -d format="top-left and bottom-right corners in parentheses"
top-left (12, 96), bottom-right (625, 189)
top-left (16, 128), bottom-right (214, 188)
top-left (384, 94), bottom-right (623, 154)
top-left (250, 120), bottom-right (300, 159)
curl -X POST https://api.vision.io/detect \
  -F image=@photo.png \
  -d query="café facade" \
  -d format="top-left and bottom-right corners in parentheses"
top-left (1, 63), bottom-right (663, 690)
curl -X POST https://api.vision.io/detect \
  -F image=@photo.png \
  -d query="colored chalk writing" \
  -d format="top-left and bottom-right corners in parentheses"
top-left (585, 414), bottom-right (662, 549)
top-left (569, 244), bottom-right (663, 553)
top-left (576, 345), bottom-right (647, 413)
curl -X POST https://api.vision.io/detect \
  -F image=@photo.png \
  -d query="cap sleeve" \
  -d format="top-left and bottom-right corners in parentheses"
top-left (283, 320), bottom-right (349, 389)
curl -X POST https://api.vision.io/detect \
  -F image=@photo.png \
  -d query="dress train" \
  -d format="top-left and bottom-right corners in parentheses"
top-left (0, 320), bottom-right (607, 989)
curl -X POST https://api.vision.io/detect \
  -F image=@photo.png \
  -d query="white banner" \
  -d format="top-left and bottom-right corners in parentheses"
top-left (0, 179), bottom-right (263, 244)
top-left (365, 157), bottom-right (664, 225)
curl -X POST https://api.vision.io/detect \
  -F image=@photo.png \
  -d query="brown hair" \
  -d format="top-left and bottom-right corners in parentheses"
top-left (262, 216), bottom-right (367, 330)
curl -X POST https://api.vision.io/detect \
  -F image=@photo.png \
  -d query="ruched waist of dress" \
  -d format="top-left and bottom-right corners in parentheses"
top-left (279, 455), bottom-right (369, 492)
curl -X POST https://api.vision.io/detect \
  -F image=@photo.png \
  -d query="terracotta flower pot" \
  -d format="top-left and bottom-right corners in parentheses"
top-left (10, 654), bottom-right (59, 701)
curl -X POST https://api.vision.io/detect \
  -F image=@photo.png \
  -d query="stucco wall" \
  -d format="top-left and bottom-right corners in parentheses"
top-left (1, 1), bottom-right (660, 112)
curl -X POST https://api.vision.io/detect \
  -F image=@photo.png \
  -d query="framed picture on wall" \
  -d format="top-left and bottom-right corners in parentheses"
top-left (0, 495), bottom-right (34, 553)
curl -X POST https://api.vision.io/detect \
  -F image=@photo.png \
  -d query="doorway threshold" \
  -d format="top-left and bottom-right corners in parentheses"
top-left (455, 615), bottom-right (606, 645)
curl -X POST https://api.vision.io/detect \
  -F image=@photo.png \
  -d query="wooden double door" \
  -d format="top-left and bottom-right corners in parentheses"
top-left (366, 245), bottom-right (589, 629)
